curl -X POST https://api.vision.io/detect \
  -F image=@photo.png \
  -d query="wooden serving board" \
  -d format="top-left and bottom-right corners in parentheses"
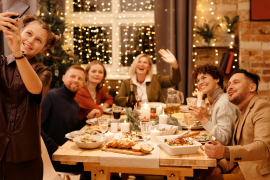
top-left (102, 147), bottom-right (145, 156)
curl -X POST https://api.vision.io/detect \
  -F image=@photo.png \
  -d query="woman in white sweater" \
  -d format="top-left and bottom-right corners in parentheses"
top-left (188, 64), bottom-right (240, 145)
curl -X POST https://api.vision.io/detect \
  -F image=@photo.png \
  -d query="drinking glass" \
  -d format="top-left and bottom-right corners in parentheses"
top-left (184, 113), bottom-right (194, 132)
top-left (112, 106), bottom-right (122, 120)
top-left (135, 92), bottom-right (143, 108)
top-left (140, 121), bottom-right (152, 144)
top-left (98, 118), bottom-right (108, 136)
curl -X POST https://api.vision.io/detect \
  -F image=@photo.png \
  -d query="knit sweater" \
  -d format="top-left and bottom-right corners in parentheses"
top-left (41, 85), bottom-right (87, 155)
top-left (204, 87), bottom-right (241, 146)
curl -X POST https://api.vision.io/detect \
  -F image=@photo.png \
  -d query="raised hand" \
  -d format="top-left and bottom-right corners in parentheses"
top-left (2, 18), bottom-right (22, 57)
top-left (0, 12), bottom-right (19, 31)
top-left (158, 49), bottom-right (178, 69)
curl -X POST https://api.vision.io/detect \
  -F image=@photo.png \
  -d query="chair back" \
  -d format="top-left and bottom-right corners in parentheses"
top-left (40, 136), bottom-right (64, 180)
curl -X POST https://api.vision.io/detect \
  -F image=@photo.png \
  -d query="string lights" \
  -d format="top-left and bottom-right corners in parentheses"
top-left (193, 1), bottom-right (238, 71)
top-left (65, 0), bottom-right (155, 93)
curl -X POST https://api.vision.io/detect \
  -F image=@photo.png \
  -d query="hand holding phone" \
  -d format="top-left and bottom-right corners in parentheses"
top-left (0, 12), bottom-right (19, 31)
top-left (3, 0), bottom-right (30, 30)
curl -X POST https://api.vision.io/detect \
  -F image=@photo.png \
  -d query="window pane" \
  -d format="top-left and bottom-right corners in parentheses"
top-left (120, 0), bottom-right (155, 12)
top-left (73, 0), bottom-right (112, 12)
top-left (120, 25), bottom-right (156, 66)
top-left (74, 26), bottom-right (112, 64)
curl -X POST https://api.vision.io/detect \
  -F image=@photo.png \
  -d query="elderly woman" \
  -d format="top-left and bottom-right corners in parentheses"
top-left (188, 64), bottom-right (240, 145)
top-left (75, 60), bottom-right (113, 120)
top-left (115, 49), bottom-right (181, 106)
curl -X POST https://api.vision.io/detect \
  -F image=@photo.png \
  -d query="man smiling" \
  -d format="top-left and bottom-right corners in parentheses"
top-left (41, 65), bottom-right (100, 179)
top-left (203, 69), bottom-right (270, 180)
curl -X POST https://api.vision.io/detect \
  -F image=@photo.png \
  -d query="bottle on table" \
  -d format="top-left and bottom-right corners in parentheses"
top-left (126, 79), bottom-right (136, 110)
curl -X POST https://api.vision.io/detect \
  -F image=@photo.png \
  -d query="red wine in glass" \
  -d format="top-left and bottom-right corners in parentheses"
top-left (113, 111), bottom-right (121, 119)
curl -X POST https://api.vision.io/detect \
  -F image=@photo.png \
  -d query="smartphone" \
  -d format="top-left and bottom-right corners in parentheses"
top-left (7, 0), bottom-right (30, 20)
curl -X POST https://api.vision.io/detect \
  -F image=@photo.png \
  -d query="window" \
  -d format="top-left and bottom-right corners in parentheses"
top-left (65, 0), bottom-right (155, 79)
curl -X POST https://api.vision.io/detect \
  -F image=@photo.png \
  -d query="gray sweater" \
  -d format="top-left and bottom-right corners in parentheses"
top-left (204, 88), bottom-right (240, 145)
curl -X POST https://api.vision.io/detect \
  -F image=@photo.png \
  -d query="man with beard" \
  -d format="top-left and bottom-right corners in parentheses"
top-left (202, 69), bottom-right (270, 180)
top-left (41, 65), bottom-right (100, 179)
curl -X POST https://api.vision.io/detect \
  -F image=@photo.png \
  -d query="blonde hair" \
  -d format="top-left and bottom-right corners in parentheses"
top-left (85, 60), bottom-right (107, 89)
top-left (129, 54), bottom-right (153, 78)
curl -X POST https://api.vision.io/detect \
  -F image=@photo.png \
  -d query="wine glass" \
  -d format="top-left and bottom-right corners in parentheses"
top-left (135, 92), bottom-right (143, 108)
top-left (140, 121), bottom-right (152, 144)
top-left (184, 113), bottom-right (194, 132)
top-left (98, 118), bottom-right (108, 136)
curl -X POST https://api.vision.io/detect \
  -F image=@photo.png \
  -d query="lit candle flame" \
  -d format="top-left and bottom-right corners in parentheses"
top-left (144, 102), bottom-right (147, 107)
top-left (108, 131), bottom-right (110, 133)
top-left (124, 120), bottom-right (126, 123)
top-left (154, 128), bottom-right (156, 130)
top-left (163, 110), bottom-right (165, 115)
top-left (159, 105), bottom-right (162, 108)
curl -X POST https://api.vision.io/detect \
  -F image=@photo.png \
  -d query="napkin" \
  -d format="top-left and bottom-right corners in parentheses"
top-left (100, 142), bottom-right (160, 168)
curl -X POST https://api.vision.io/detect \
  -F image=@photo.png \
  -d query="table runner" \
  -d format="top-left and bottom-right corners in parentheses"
top-left (100, 141), bottom-right (160, 168)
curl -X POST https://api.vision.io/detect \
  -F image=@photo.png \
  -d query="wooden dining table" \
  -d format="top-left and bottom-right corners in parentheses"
top-left (53, 114), bottom-right (216, 180)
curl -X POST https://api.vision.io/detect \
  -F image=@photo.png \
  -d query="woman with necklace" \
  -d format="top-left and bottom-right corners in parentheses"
top-left (75, 60), bottom-right (113, 120)
top-left (115, 49), bottom-right (181, 106)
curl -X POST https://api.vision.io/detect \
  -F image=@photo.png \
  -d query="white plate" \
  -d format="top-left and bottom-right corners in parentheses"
top-left (114, 132), bottom-right (149, 141)
top-left (86, 118), bottom-right (98, 125)
top-left (73, 135), bottom-right (106, 149)
top-left (104, 108), bottom-right (126, 114)
top-left (65, 130), bottom-right (85, 140)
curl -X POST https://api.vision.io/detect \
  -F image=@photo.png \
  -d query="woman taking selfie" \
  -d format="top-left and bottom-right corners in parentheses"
top-left (0, 13), bottom-right (60, 179)
top-left (188, 64), bottom-right (240, 145)
top-left (75, 60), bottom-right (113, 120)
top-left (115, 49), bottom-right (181, 106)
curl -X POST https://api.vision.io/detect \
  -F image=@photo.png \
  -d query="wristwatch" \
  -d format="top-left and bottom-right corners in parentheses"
top-left (13, 51), bottom-right (27, 60)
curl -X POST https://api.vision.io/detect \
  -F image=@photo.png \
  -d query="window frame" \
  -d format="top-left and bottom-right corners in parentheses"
top-left (65, 0), bottom-right (155, 80)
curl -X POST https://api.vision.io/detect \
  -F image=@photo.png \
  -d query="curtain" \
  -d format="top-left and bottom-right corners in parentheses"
top-left (154, 0), bottom-right (197, 101)
top-left (1, 0), bottom-right (37, 56)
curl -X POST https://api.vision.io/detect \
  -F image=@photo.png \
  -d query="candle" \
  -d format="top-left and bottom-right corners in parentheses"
top-left (159, 111), bottom-right (168, 124)
top-left (111, 123), bottom-right (118, 133)
top-left (104, 131), bottom-right (114, 143)
top-left (141, 102), bottom-right (150, 119)
top-left (150, 128), bottom-right (161, 142)
top-left (121, 120), bottom-right (130, 132)
top-left (156, 105), bottom-right (162, 115)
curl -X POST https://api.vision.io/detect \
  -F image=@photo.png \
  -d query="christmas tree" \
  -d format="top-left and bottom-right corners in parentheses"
top-left (36, 0), bottom-right (80, 89)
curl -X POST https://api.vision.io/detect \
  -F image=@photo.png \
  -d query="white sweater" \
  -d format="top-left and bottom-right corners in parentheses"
top-left (204, 93), bottom-right (240, 145)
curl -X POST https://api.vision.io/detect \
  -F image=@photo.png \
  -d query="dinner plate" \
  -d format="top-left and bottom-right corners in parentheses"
top-left (114, 132), bottom-right (149, 141)
top-left (103, 108), bottom-right (126, 115)
top-left (86, 118), bottom-right (98, 125)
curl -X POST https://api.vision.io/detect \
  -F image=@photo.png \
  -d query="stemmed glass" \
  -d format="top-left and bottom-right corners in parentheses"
top-left (184, 113), bottom-right (194, 132)
top-left (98, 118), bottom-right (108, 136)
top-left (140, 121), bottom-right (152, 144)
top-left (186, 97), bottom-right (198, 132)
top-left (135, 92), bottom-right (143, 108)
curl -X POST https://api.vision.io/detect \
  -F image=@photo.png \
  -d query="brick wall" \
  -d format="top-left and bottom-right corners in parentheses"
top-left (238, 0), bottom-right (270, 100)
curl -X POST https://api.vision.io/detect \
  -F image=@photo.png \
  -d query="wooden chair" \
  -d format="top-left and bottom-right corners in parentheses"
top-left (40, 137), bottom-right (80, 180)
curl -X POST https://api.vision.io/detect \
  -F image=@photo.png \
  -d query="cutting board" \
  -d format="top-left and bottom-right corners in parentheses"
top-left (102, 147), bottom-right (145, 156)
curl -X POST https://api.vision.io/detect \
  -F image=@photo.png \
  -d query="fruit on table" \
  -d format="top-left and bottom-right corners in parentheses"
top-left (150, 110), bottom-right (156, 119)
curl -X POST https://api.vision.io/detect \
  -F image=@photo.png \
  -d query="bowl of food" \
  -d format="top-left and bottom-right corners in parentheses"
top-left (151, 124), bottom-right (178, 136)
top-left (73, 135), bottom-right (106, 149)
top-left (156, 135), bottom-right (201, 155)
